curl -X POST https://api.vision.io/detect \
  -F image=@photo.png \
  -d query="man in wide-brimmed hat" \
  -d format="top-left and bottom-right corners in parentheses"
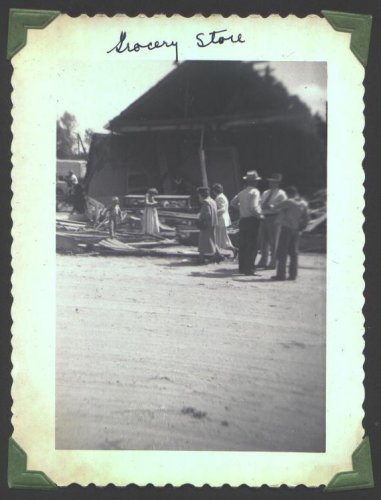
top-left (230, 171), bottom-right (263, 275)
top-left (257, 172), bottom-right (287, 269)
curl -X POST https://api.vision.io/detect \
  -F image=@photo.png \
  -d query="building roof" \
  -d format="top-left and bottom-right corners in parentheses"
top-left (107, 61), bottom-right (314, 133)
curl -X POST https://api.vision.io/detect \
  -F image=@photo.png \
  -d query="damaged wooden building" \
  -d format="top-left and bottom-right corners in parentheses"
top-left (84, 61), bottom-right (327, 205)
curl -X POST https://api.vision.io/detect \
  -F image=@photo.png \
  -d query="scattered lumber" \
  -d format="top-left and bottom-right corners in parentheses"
top-left (96, 239), bottom-right (198, 258)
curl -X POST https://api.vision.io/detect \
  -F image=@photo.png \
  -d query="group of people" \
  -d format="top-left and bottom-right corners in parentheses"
top-left (196, 184), bottom-right (237, 264)
top-left (104, 171), bottom-right (309, 281)
top-left (105, 188), bottom-right (160, 238)
top-left (196, 170), bottom-right (309, 281)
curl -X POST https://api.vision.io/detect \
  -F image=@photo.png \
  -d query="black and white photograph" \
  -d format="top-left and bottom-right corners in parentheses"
top-left (8, 9), bottom-right (371, 487)
top-left (55, 59), bottom-right (327, 452)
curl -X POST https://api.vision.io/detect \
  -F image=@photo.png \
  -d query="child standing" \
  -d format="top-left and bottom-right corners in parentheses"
top-left (107, 196), bottom-right (122, 238)
top-left (271, 186), bottom-right (309, 281)
top-left (142, 188), bottom-right (160, 235)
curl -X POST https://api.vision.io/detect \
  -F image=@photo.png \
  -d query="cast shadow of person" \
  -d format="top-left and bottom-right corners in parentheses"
top-left (162, 262), bottom-right (278, 282)
top-left (191, 268), bottom-right (282, 282)
top-left (190, 267), bottom-right (239, 279)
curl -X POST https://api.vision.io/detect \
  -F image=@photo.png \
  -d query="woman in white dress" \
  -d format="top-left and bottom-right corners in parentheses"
top-left (142, 188), bottom-right (160, 235)
top-left (211, 183), bottom-right (237, 258)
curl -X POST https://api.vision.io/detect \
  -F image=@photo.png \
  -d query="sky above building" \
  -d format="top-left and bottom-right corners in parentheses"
top-left (57, 60), bottom-right (327, 136)
top-left (259, 61), bottom-right (327, 119)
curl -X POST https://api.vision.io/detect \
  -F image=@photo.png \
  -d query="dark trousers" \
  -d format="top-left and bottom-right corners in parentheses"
top-left (238, 217), bottom-right (260, 273)
top-left (276, 226), bottom-right (299, 279)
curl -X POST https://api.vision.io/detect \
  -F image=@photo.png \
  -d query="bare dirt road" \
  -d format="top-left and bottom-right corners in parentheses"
top-left (56, 252), bottom-right (326, 451)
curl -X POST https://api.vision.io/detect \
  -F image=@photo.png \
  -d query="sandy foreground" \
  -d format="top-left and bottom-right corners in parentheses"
top-left (56, 252), bottom-right (326, 451)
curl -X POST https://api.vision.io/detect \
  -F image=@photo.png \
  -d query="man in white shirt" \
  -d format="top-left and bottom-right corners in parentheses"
top-left (230, 170), bottom-right (263, 275)
top-left (257, 173), bottom-right (287, 269)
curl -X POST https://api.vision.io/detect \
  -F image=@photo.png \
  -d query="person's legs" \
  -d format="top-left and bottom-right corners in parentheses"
top-left (109, 218), bottom-right (115, 238)
top-left (275, 227), bottom-right (289, 279)
top-left (238, 219), bottom-right (247, 273)
top-left (198, 228), bottom-right (213, 263)
top-left (288, 230), bottom-right (299, 280)
top-left (212, 227), bottom-right (224, 263)
top-left (244, 218), bottom-right (260, 274)
top-left (257, 219), bottom-right (269, 267)
top-left (215, 226), bottom-right (233, 256)
top-left (268, 220), bottom-right (281, 268)
top-left (253, 221), bottom-right (261, 266)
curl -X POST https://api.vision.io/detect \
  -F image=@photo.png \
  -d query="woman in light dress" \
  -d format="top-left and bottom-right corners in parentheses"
top-left (197, 186), bottom-right (222, 264)
top-left (142, 188), bottom-right (160, 235)
top-left (211, 183), bottom-right (237, 258)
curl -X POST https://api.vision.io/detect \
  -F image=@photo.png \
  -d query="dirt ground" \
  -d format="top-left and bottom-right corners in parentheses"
top-left (56, 252), bottom-right (326, 451)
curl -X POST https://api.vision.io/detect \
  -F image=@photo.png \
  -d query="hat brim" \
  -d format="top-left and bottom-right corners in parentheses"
top-left (243, 176), bottom-right (261, 180)
top-left (267, 178), bottom-right (282, 182)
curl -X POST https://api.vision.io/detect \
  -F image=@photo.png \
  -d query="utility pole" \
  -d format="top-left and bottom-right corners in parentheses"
top-left (77, 133), bottom-right (87, 155)
top-left (199, 126), bottom-right (208, 187)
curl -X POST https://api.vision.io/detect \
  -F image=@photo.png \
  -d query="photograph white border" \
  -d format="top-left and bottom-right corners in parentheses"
top-left (10, 14), bottom-right (364, 486)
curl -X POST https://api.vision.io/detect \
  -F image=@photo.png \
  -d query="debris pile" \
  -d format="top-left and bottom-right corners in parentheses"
top-left (56, 191), bottom-right (327, 255)
top-left (299, 190), bottom-right (326, 253)
top-left (56, 196), bottom-right (199, 256)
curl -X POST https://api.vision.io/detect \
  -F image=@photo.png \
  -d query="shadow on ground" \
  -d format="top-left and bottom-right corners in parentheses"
top-left (162, 258), bottom-right (235, 268)
top-left (162, 260), bottom-right (201, 267)
top-left (190, 268), bottom-right (240, 279)
top-left (189, 268), bottom-right (282, 282)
